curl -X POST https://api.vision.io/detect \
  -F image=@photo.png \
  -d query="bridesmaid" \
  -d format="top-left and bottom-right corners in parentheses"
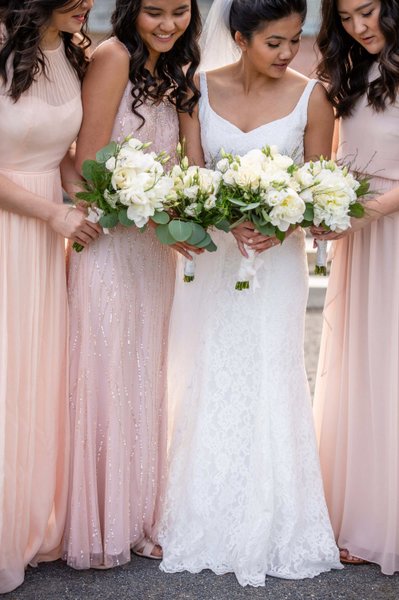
top-left (313, 0), bottom-right (399, 574)
top-left (0, 0), bottom-right (99, 594)
top-left (63, 0), bottom-right (201, 569)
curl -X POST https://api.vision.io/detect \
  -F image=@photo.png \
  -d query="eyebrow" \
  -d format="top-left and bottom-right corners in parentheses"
top-left (265, 29), bottom-right (303, 40)
top-left (337, 1), bottom-right (373, 14)
top-left (142, 3), bottom-right (190, 8)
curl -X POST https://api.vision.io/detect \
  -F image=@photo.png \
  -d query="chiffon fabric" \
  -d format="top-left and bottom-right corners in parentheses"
top-left (314, 63), bottom-right (399, 575)
top-left (63, 39), bottom-right (178, 569)
top-left (0, 43), bottom-right (82, 593)
top-left (159, 73), bottom-right (341, 586)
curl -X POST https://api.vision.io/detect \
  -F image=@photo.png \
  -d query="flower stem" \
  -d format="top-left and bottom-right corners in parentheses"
top-left (235, 281), bottom-right (250, 290)
top-left (314, 265), bottom-right (327, 276)
top-left (184, 275), bottom-right (194, 283)
top-left (73, 242), bottom-right (84, 253)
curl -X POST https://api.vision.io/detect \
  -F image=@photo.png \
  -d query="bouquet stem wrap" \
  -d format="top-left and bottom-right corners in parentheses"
top-left (314, 239), bottom-right (328, 276)
top-left (183, 252), bottom-right (197, 282)
top-left (236, 246), bottom-right (263, 291)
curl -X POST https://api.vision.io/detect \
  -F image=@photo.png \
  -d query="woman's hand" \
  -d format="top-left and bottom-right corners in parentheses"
top-left (49, 204), bottom-right (102, 247)
top-left (231, 221), bottom-right (269, 257)
top-left (311, 214), bottom-right (374, 241)
top-left (171, 242), bottom-right (205, 260)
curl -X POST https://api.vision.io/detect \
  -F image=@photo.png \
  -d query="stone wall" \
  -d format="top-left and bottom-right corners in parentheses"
top-left (89, 0), bottom-right (321, 35)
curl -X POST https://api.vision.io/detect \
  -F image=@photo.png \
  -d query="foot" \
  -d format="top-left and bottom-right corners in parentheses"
top-left (340, 549), bottom-right (369, 565)
top-left (132, 540), bottom-right (163, 560)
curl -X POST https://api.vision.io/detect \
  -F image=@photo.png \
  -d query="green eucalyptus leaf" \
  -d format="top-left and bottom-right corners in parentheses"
top-left (241, 202), bottom-right (261, 211)
top-left (156, 223), bottom-right (176, 245)
top-left (196, 233), bottom-right (212, 248)
top-left (255, 222), bottom-right (275, 237)
top-left (118, 208), bottom-right (135, 227)
top-left (99, 212), bottom-right (119, 228)
top-left (204, 240), bottom-right (217, 252)
top-left (96, 142), bottom-right (118, 164)
top-left (168, 219), bottom-right (193, 242)
top-left (215, 218), bottom-right (231, 232)
top-left (151, 211), bottom-right (170, 225)
top-left (187, 222), bottom-right (207, 245)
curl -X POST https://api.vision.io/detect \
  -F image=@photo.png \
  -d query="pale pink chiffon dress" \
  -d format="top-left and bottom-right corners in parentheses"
top-left (63, 42), bottom-right (178, 569)
top-left (314, 63), bottom-right (399, 574)
top-left (0, 42), bottom-right (81, 593)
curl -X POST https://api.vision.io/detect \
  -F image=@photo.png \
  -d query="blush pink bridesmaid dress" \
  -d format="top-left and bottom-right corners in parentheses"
top-left (0, 42), bottom-right (82, 593)
top-left (314, 63), bottom-right (399, 575)
top-left (63, 39), bottom-right (178, 570)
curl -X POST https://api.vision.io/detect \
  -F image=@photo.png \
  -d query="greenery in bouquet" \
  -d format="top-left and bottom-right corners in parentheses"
top-left (154, 144), bottom-right (230, 281)
top-left (72, 137), bottom-right (172, 252)
top-left (294, 158), bottom-right (368, 274)
top-left (216, 145), bottom-right (306, 243)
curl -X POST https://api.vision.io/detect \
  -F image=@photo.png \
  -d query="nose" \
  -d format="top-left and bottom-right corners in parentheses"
top-left (82, 0), bottom-right (94, 10)
top-left (353, 16), bottom-right (367, 35)
top-left (159, 16), bottom-right (176, 33)
top-left (278, 44), bottom-right (294, 60)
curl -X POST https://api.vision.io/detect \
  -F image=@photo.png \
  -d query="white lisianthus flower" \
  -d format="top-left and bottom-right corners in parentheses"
top-left (269, 188), bottom-right (306, 231)
top-left (184, 185), bottom-right (200, 199)
top-left (185, 203), bottom-right (198, 217)
top-left (126, 203), bottom-right (154, 227)
top-left (104, 189), bottom-right (118, 209)
top-left (105, 156), bottom-right (116, 171)
top-left (216, 157), bottom-right (230, 173)
top-left (272, 153), bottom-right (294, 170)
top-left (294, 167), bottom-right (314, 188)
top-left (204, 195), bottom-right (217, 210)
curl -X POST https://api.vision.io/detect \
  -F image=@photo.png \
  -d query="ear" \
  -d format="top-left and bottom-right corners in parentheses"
top-left (234, 31), bottom-right (248, 51)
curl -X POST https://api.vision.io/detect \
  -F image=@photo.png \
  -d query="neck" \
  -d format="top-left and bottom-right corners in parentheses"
top-left (233, 57), bottom-right (280, 94)
top-left (145, 48), bottom-right (160, 75)
top-left (40, 26), bottom-right (62, 50)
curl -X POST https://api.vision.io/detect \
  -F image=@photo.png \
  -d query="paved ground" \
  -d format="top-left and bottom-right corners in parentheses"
top-left (4, 310), bottom-right (399, 600)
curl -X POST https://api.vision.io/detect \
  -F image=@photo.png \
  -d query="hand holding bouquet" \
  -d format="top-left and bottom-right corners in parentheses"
top-left (295, 158), bottom-right (368, 274)
top-left (154, 145), bottom-right (228, 281)
top-left (216, 145), bottom-right (307, 289)
top-left (72, 137), bottom-right (173, 251)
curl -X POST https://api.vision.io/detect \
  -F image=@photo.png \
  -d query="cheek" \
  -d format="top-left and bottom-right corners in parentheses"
top-left (176, 14), bottom-right (191, 34)
top-left (136, 15), bottom-right (154, 36)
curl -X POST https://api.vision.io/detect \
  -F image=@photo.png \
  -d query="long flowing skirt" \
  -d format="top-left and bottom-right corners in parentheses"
top-left (314, 175), bottom-right (399, 575)
top-left (0, 168), bottom-right (69, 594)
top-left (63, 226), bottom-right (175, 569)
top-left (160, 229), bottom-right (341, 587)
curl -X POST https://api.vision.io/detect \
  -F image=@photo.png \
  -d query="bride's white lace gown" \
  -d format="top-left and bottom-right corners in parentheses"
top-left (159, 73), bottom-right (341, 586)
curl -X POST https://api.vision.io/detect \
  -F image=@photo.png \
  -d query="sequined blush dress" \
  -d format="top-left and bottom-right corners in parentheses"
top-left (0, 42), bottom-right (81, 593)
top-left (63, 42), bottom-right (178, 569)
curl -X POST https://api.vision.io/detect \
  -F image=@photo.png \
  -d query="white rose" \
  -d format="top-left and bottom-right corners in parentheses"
top-left (269, 189), bottom-right (305, 231)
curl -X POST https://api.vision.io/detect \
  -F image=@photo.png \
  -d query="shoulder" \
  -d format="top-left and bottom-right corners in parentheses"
top-left (84, 38), bottom-right (130, 91)
top-left (91, 37), bottom-right (130, 68)
top-left (308, 81), bottom-right (333, 114)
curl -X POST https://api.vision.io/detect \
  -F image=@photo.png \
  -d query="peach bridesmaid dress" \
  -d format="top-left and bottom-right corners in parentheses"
top-left (0, 42), bottom-right (82, 593)
top-left (314, 63), bottom-right (399, 575)
top-left (63, 40), bottom-right (178, 569)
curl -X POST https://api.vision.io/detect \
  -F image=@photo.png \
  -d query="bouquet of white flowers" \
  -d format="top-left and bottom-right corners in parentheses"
top-left (295, 158), bottom-right (368, 274)
top-left (216, 145), bottom-right (307, 289)
top-left (72, 137), bottom-right (173, 252)
top-left (155, 146), bottom-right (228, 281)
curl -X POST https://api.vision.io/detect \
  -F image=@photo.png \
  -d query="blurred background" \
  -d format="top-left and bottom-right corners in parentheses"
top-left (88, 0), bottom-right (321, 76)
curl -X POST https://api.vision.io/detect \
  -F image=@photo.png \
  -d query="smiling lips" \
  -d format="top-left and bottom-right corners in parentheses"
top-left (73, 14), bottom-right (87, 23)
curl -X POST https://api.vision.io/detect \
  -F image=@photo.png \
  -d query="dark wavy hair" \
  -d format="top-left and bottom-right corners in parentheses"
top-left (111, 0), bottom-right (201, 125)
top-left (0, 0), bottom-right (91, 101)
top-left (229, 0), bottom-right (307, 40)
top-left (317, 0), bottom-right (399, 117)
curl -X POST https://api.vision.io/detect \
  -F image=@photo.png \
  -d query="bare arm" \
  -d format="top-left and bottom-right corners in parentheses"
top-left (75, 39), bottom-right (129, 169)
top-left (304, 82), bottom-right (335, 161)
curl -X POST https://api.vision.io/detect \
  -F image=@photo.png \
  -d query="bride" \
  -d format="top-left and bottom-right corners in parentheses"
top-left (159, 0), bottom-right (341, 586)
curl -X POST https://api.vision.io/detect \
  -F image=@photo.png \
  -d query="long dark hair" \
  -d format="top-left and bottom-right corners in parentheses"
top-left (317, 0), bottom-right (399, 117)
top-left (229, 0), bottom-right (307, 40)
top-left (0, 0), bottom-right (91, 101)
top-left (111, 0), bottom-right (201, 124)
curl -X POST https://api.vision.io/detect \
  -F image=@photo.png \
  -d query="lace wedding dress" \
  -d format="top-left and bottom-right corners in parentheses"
top-left (159, 73), bottom-right (341, 586)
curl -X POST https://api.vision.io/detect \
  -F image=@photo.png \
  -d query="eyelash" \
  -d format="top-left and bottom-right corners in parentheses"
top-left (341, 9), bottom-right (373, 22)
top-left (267, 39), bottom-right (300, 49)
top-left (145, 10), bottom-right (188, 17)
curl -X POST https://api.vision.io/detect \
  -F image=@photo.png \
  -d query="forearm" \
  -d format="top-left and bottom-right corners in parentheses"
top-left (60, 147), bottom-right (82, 200)
top-left (366, 186), bottom-right (399, 220)
top-left (0, 173), bottom-right (56, 222)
